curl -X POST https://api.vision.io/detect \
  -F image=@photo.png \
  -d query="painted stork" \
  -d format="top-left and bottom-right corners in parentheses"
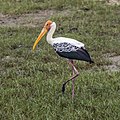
top-left (33, 20), bottom-right (94, 98)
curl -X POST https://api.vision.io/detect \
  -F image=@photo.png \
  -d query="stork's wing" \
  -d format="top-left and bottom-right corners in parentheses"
top-left (53, 37), bottom-right (84, 48)
top-left (53, 42), bottom-right (80, 52)
top-left (53, 42), bottom-right (94, 63)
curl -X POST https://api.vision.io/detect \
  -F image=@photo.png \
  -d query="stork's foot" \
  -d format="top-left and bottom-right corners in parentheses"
top-left (62, 83), bottom-right (66, 94)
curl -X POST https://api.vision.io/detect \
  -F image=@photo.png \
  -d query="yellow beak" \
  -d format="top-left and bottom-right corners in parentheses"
top-left (32, 28), bottom-right (47, 50)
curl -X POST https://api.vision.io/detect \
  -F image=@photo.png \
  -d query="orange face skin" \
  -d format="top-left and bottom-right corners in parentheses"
top-left (44, 20), bottom-right (52, 31)
top-left (33, 20), bottom-right (53, 50)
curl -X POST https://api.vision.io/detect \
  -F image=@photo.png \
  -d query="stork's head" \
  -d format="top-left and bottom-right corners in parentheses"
top-left (32, 20), bottom-right (53, 50)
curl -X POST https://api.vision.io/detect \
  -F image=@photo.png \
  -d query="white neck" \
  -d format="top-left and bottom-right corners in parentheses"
top-left (46, 22), bottom-right (56, 45)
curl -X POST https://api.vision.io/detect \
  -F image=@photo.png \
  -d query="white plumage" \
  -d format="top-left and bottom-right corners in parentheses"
top-left (46, 22), bottom-right (85, 49)
top-left (53, 37), bottom-right (85, 48)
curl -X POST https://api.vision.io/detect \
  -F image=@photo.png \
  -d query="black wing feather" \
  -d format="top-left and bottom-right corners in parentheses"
top-left (77, 48), bottom-right (94, 63)
top-left (56, 48), bottom-right (94, 63)
top-left (53, 42), bottom-right (94, 63)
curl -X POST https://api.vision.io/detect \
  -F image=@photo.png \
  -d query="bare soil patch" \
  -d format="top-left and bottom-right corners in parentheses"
top-left (107, 0), bottom-right (120, 5)
top-left (0, 10), bottom-right (55, 27)
top-left (0, 9), bottom-right (70, 27)
top-left (103, 53), bottom-right (120, 71)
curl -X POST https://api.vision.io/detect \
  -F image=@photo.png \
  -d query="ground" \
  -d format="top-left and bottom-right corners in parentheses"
top-left (107, 0), bottom-right (120, 5)
top-left (0, 9), bottom-right (120, 71)
top-left (0, 10), bottom-right (54, 27)
top-left (0, 0), bottom-right (120, 120)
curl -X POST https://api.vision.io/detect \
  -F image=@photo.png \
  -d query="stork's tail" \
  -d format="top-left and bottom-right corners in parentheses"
top-left (77, 47), bottom-right (94, 64)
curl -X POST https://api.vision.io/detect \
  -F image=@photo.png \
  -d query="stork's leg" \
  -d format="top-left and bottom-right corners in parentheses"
top-left (71, 60), bottom-right (75, 98)
top-left (62, 60), bottom-right (79, 97)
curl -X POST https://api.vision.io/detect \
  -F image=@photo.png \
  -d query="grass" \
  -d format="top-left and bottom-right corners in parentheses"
top-left (0, 0), bottom-right (120, 120)
top-left (0, 0), bottom-right (111, 14)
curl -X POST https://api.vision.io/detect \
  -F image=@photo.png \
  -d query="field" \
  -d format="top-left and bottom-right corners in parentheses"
top-left (0, 0), bottom-right (120, 119)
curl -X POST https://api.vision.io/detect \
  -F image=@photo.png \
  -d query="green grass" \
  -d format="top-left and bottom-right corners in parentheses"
top-left (0, 0), bottom-right (120, 120)
top-left (0, 0), bottom-right (109, 14)
top-left (0, 0), bottom-right (46, 14)
top-left (1, 72), bottom-right (120, 119)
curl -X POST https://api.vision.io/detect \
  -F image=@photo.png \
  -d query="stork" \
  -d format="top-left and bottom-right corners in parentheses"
top-left (33, 20), bottom-right (94, 98)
